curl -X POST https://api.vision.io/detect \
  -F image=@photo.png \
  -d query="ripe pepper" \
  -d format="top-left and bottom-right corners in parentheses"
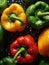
top-left (0, 47), bottom-right (26, 65)
top-left (0, 0), bottom-right (8, 14)
top-left (1, 3), bottom-right (27, 32)
top-left (26, 1), bottom-right (49, 29)
top-left (38, 28), bottom-right (49, 57)
top-left (10, 35), bottom-right (38, 64)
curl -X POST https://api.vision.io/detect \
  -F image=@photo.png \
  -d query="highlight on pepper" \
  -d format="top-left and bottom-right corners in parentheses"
top-left (26, 1), bottom-right (49, 29)
top-left (1, 3), bottom-right (27, 32)
top-left (10, 34), bottom-right (38, 64)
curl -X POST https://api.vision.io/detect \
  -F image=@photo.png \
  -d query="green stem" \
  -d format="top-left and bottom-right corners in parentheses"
top-left (9, 13), bottom-right (24, 24)
top-left (37, 11), bottom-right (49, 16)
top-left (12, 47), bottom-right (26, 62)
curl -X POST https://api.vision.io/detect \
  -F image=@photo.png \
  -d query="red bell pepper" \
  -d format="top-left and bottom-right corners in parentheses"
top-left (10, 35), bottom-right (38, 64)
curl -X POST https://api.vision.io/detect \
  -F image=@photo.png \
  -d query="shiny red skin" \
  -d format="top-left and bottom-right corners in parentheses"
top-left (10, 35), bottom-right (38, 64)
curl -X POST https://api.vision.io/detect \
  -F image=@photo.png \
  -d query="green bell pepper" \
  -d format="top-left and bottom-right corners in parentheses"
top-left (0, 24), bottom-right (4, 42)
top-left (0, 47), bottom-right (26, 65)
top-left (26, 1), bottom-right (49, 29)
top-left (39, 58), bottom-right (49, 65)
top-left (0, 60), bottom-right (4, 65)
top-left (0, 0), bottom-right (8, 14)
top-left (0, 24), bottom-right (4, 50)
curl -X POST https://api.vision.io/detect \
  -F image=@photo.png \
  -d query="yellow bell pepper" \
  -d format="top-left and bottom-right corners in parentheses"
top-left (38, 28), bottom-right (49, 57)
top-left (1, 3), bottom-right (27, 32)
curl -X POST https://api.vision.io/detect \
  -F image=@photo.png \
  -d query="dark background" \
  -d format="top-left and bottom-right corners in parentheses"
top-left (0, 0), bottom-right (49, 65)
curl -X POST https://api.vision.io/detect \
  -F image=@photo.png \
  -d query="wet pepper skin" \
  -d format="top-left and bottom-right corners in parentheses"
top-left (1, 3), bottom-right (27, 32)
top-left (38, 28), bottom-right (49, 57)
top-left (26, 1), bottom-right (49, 29)
top-left (10, 35), bottom-right (38, 64)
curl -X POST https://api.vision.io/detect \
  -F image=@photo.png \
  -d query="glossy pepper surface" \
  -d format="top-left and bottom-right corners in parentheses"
top-left (26, 1), bottom-right (49, 29)
top-left (38, 28), bottom-right (49, 57)
top-left (1, 3), bottom-right (27, 32)
top-left (10, 35), bottom-right (38, 64)
top-left (0, 0), bottom-right (7, 14)
top-left (0, 47), bottom-right (26, 65)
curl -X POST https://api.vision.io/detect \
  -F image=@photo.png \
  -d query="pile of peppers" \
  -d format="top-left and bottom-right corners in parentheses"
top-left (0, 0), bottom-right (49, 65)
top-left (0, 35), bottom-right (38, 65)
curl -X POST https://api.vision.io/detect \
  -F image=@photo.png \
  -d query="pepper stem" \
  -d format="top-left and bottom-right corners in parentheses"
top-left (37, 11), bottom-right (49, 16)
top-left (8, 12), bottom-right (24, 24)
top-left (12, 47), bottom-right (26, 61)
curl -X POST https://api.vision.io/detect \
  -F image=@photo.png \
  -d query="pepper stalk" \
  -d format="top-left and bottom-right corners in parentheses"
top-left (0, 47), bottom-right (26, 65)
top-left (37, 11), bottom-right (49, 16)
top-left (8, 12), bottom-right (24, 24)
top-left (12, 47), bottom-right (26, 62)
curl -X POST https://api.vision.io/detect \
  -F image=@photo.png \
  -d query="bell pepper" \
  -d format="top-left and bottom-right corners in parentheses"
top-left (0, 60), bottom-right (4, 65)
top-left (39, 59), bottom-right (49, 65)
top-left (0, 23), bottom-right (4, 50)
top-left (10, 35), bottom-right (38, 64)
top-left (26, 1), bottom-right (49, 29)
top-left (0, 47), bottom-right (26, 65)
top-left (0, 0), bottom-right (8, 14)
top-left (1, 3), bottom-right (27, 32)
top-left (38, 28), bottom-right (49, 57)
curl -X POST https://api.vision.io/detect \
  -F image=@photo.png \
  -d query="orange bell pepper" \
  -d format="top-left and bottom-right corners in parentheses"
top-left (38, 28), bottom-right (49, 57)
top-left (1, 3), bottom-right (27, 32)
